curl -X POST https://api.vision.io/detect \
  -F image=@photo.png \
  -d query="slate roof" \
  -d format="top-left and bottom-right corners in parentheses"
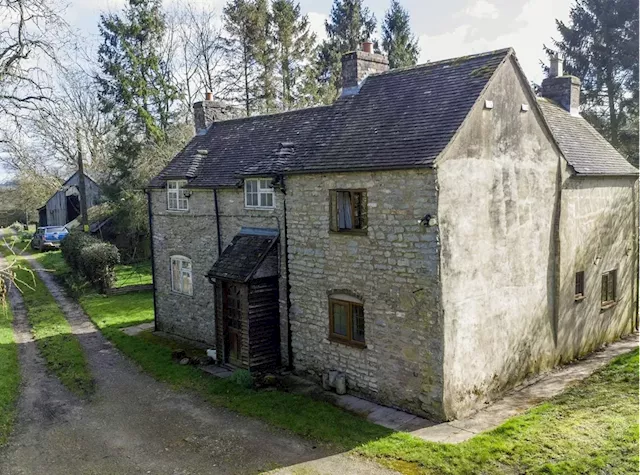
top-left (150, 48), bottom-right (512, 188)
top-left (538, 98), bottom-right (638, 176)
top-left (207, 228), bottom-right (279, 282)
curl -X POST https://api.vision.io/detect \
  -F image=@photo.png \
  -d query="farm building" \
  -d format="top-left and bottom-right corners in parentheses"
top-left (37, 171), bottom-right (103, 227)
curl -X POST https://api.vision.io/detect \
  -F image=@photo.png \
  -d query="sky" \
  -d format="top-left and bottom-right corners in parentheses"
top-left (65, 0), bottom-right (573, 84)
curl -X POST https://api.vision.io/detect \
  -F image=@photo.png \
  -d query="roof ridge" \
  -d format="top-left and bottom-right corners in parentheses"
top-left (209, 104), bottom-right (333, 127)
top-left (373, 47), bottom-right (514, 77)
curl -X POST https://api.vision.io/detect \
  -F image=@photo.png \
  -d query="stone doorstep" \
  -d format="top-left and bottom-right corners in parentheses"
top-left (413, 334), bottom-right (639, 444)
top-left (200, 365), bottom-right (234, 378)
top-left (121, 322), bottom-right (155, 336)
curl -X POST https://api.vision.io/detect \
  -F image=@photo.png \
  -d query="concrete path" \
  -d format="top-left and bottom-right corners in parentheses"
top-left (413, 334), bottom-right (639, 443)
top-left (0, 254), bottom-right (347, 474)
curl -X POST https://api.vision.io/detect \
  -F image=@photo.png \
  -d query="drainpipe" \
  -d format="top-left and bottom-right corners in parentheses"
top-left (280, 176), bottom-right (293, 368)
top-left (146, 189), bottom-right (159, 332)
top-left (213, 189), bottom-right (222, 256)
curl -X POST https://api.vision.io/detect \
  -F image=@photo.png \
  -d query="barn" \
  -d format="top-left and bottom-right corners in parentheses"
top-left (37, 172), bottom-right (103, 227)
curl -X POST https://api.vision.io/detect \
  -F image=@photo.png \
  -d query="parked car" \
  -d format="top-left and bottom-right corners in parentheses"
top-left (31, 226), bottom-right (69, 251)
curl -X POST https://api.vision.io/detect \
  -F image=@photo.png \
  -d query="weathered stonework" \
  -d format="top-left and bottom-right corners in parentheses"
top-left (285, 170), bottom-right (444, 419)
top-left (150, 187), bottom-right (290, 363)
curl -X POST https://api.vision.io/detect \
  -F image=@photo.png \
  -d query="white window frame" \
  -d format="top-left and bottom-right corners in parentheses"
top-left (167, 180), bottom-right (189, 211)
top-left (170, 255), bottom-right (193, 296)
top-left (244, 178), bottom-right (275, 209)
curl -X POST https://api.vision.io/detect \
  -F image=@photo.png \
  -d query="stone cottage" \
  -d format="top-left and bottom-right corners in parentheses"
top-left (148, 46), bottom-right (638, 421)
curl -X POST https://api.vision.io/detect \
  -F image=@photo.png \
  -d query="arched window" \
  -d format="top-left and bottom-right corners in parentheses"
top-left (328, 293), bottom-right (365, 347)
top-left (171, 255), bottom-right (193, 295)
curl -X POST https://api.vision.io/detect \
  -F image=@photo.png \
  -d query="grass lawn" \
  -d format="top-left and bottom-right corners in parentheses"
top-left (34, 250), bottom-right (152, 289)
top-left (0, 298), bottom-right (20, 446)
top-left (357, 348), bottom-right (639, 474)
top-left (0, 248), bottom-right (93, 397)
top-left (112, 260), bottom-right (152, 288)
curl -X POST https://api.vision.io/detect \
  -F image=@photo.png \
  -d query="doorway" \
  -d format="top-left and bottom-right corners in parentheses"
top-left (222, 282), bottom-right (244, 366)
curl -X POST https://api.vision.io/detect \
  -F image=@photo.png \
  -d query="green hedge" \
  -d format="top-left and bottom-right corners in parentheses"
top-left (61, 231), bottom-right (120, 291)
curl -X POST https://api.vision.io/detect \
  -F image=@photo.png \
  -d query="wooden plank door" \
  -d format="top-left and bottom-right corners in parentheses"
top-left (222, 282), bottom-right (243, 367)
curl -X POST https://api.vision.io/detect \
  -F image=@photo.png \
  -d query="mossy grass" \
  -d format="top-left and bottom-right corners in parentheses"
top-left (0, 247), bottom-right (93, 397)
top-left (0, 296), bottom-right (20, 445)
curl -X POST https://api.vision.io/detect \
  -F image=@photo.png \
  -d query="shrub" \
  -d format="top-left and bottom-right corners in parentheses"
top-left (60, 231), bottom-right (94, 271)
top-left (79, 242), bottom-right (120, 290)
top-left (61, 230), bottom-right (120, 291)
top-left (9, 222), bottom-right (22, 233)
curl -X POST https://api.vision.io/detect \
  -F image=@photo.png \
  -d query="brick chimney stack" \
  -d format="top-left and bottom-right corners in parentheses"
top-left (193, 92), bottom-right (232, 134)
top-left (539, 53), bottom-right (581, 116)
top-left (340, 41), bottom-right (389, 97)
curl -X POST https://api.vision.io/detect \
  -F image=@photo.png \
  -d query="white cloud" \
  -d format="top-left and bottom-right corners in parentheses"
top-left (418, 0), bottom-right (572, 84)
top-left (307, 11), bottom-right (328, 44)
top-left (464, 0), bottom-right (499, 20)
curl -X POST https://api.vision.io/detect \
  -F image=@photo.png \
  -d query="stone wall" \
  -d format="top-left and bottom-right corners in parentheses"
top-left (285, 169), bottom-right (444, 419)
top-left (438, 57), bottom-right (564, 419)
top-left (150, 186), bottom-right (290, 362)
top-left (150, 189), bottom-right (219, 344)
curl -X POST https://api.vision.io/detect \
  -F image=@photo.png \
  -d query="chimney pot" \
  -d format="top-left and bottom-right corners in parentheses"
top-left (540, 53), bottom-right (581, 116)
top-left (205, 91), bottom-right (213, 101)
top-left (549, 53), bottom-right (563, 78)
top-left (362, 41), bottom-right (373, 54)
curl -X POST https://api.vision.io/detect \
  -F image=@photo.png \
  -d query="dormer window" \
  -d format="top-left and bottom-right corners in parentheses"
top-left (167, 180), bottom-right (188, 211)
top-left (245, 178), bottom-right (275, 209)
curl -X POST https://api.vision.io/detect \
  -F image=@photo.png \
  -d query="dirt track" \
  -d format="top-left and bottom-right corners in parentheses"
top-left (0, 255), bottom-right (331, 475)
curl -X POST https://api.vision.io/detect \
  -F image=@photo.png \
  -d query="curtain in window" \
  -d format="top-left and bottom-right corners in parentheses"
top-left (171, 259), bottom-right (180, 291)
top-left (337, 191), bottom-right (352, 229)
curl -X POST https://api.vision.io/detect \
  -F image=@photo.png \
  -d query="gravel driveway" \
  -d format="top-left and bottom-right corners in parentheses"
top-left (0, 255), bottom-right (333, 475)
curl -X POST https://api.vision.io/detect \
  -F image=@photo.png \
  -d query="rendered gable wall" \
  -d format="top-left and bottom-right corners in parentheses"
top-left (438, 57), bottom-right (563, 419)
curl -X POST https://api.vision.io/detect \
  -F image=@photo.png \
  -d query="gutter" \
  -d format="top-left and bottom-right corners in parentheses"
top-left (146, 189), bottom-right (159, 332)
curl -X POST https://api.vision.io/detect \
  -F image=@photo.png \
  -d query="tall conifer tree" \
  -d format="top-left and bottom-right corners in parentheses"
top-left (381, 0), bottom-right (419, 69)
top-left (317, 0), bottom-right (377, 101)
top-left (272, 0), bottom-right (317, 109)
top-left (546, 0), bottom-right (638, 162)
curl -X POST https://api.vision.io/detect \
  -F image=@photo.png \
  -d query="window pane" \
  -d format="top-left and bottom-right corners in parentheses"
top-left (182, 269), bottom-right (192, 295)
top-left (337, 191), bottom-right (353, 229)
top-left (352, 304), bottom-right (365, 342)
top-left (608, 272), bottom-right (614, 301)
top-left (246, 180), bottom-right (257, 193)
top-left (332, 302), bottom-right (348, 336)
top-left (259, 179), bottom-right (270, 189)
top-left (171, 259), bottom-right (180, 291)
top-left (247, 192), bottom-right (258, 207)
top-left (601, 274), bottom-right (608, 302)
top-left (353, 192), bottom-right (362, 229)
top-left (260, 191), bottom-right (274, 208)
top-left (168, 195), bottom-right (178, 209)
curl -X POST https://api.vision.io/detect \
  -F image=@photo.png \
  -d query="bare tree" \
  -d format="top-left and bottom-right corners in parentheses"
top-left (0, 0), bottom-right (67, 122)
top-left (34, 67), bottom-right (112, 174)
top-left (170, 2), bottom-right (236, 119)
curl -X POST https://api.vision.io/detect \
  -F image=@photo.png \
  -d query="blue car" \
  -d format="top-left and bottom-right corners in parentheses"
top-left (31, 226), bottom-right (69, 251)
